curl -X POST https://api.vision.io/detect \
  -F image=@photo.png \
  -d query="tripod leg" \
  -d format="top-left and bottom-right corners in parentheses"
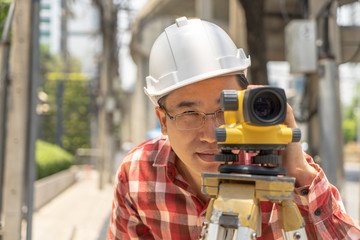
top-left (202, 207), bottom-right (258, 240)
top-left (214, 183), bottom-right (259, 240)
top-left (201, 182), bottom-right (260, 240)
top-left (279, 200), bottom-right (308, 239)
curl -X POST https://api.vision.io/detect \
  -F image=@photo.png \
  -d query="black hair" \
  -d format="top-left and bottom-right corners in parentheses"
top-left (236, 73), bottom-right (249, 90)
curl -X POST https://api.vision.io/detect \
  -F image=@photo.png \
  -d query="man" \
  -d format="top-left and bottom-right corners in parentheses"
top-left (108, 17), bottom-right (360, 239)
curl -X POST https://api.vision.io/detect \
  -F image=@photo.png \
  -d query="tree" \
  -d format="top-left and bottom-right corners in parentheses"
top-left (39, 46), bottom-right (92, 155)
top-left (0, 0), bottom-right (11, 39)
top-left (343, 86), bottom-right (359, 143)
top-left (92, 0), bottom-right (119, 187)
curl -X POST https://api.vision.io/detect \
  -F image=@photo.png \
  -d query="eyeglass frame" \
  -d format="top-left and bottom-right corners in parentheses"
top-left (159, 105), bottom-right (225, 130)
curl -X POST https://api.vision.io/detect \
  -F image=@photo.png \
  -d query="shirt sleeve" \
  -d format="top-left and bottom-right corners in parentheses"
top-left (292, 154), bottom-right (360, 239)
top-left (107, 160), bottom-right (153, 240)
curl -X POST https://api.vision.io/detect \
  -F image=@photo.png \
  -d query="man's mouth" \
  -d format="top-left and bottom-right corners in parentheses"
top-left (196, 151), bottom-right (220, 162)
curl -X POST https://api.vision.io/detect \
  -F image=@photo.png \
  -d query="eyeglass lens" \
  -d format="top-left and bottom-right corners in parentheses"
top-left (175, 111), bottom-right (224, 130)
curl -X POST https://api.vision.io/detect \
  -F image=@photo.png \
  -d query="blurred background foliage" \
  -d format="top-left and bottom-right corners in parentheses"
top-left (1, 2), bottom-right (93, 177)
top-left (38, 45), bottom-right (92, 156)
top-left (0, 0), bottom-right (11, 39)
top-left (36, 140), bottom-right (74, 179)
top-left (343, 83), bottom-right (359, 143)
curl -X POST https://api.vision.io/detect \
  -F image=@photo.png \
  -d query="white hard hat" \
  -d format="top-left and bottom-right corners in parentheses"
top-left (144, 16), bottom-right (251, 106)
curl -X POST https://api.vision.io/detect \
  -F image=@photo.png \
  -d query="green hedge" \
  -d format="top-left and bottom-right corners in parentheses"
top-left (36, 140), bottom-right (74, 179)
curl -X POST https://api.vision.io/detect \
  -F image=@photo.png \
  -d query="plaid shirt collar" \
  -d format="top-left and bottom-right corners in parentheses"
top-left (152, 135), bottom-right (173, 167)
top-left (151, 136), bottom-right (180, 183)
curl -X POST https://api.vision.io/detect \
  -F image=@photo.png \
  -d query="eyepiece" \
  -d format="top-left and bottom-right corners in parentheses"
top-left (221, 90), bottom-right (238, 111)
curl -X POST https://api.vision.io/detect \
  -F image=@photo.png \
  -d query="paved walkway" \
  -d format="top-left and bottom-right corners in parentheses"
top-left (31, 161), bottom-right (360, 240)
top-left (32, 169), bottom-right (114, 240)
top-left (344, 162), bottom-right (360, 225)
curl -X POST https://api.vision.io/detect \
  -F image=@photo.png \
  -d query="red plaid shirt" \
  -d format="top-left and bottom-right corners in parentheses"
top-left (108, 136), bottom-right (360, 240)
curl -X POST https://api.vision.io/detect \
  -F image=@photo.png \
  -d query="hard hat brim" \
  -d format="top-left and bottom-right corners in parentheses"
top-left (144, 65), bottom-right (249, 106)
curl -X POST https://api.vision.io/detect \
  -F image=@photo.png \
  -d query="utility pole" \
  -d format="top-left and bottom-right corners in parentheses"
top-left (238, 0), bottom-right (268, 85)
top-left (229, 0), bottom-right (248, 56)
top-left (358, 84), bottom-right (360, 146)
top-left (284, 0), bottom-right (344, 190)
top-left (26, 0), bottom-right (40, 239)
top-left (0, 1), bottom-right (16, 236)
top-left (94, 0), bottom-right (118, 189)
top-left (2, 0), bottom-right (38, 239)
top-left (308, 0), bottom-right (344, 190)
top-left (57, 0), bottom-right (69, 149)
top-left (196, 0), bottom-right (213, 20)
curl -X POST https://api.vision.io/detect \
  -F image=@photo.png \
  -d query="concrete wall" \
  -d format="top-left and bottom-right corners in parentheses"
top-left (34, 166), bottom-right (78, 211)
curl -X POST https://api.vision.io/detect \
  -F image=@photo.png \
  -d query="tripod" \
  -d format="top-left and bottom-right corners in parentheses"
top-left (199, 151), bottom-right (308, 240)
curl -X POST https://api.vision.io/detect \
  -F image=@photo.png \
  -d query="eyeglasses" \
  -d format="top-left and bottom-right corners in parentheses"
top-left (161, 107), bottom-right (225, 130)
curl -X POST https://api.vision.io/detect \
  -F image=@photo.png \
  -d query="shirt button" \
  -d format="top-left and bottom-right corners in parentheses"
top-left (301, 189), bottom-right (309, 195)
top-left (314, 208), bottom-right (321, 216)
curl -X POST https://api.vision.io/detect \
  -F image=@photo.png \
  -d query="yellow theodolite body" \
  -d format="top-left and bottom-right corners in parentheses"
top-left (218, 122), bottom-right (294, 145)
top-left (215, 87), bottom-right (301, 150)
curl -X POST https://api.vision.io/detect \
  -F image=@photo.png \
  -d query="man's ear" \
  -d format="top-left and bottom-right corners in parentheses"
top-left (155, 107), bottom-right (168, 135)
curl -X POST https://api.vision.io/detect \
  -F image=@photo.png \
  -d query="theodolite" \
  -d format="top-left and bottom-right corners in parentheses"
top-left (200, 87), bottom-right (307, 240)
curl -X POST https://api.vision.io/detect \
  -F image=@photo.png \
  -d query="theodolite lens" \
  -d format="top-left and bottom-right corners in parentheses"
top-left (243, 87), bottom-right (287, 126)
top-left (253, 92), bottom-right (281, 121)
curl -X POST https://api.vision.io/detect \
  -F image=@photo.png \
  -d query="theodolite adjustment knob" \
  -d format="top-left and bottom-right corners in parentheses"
top-left (221, 90), bottom-right (238, 111)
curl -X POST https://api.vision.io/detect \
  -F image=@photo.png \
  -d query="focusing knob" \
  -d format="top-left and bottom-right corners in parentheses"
top-left (251, 154), bottom-right (282, 165)
top-left (292, 128), bottom-right (302, 142)
top-left (215, 128), bottom-right (226, 142)
top-left (215, 152), bottom-right (239, 162)
top-left (221, 90), bottom-right (238, 111)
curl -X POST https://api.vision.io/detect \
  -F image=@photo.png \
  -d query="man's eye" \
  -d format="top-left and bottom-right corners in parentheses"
top-left (182, 111), bottom-right (197, 114)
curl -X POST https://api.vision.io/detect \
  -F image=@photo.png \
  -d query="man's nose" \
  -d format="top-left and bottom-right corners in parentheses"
top-left (199, 115), bottom-right (217, 143)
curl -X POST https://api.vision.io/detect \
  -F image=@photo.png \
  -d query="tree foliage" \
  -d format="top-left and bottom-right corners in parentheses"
top-left (343, 118), bottom-right (357, 143)
top-left (342, 85), bottom-right (359, 143)
top-left (0, 0), bottom-right (11, 39)
top-left (39, 45), bottom-right (92, 155)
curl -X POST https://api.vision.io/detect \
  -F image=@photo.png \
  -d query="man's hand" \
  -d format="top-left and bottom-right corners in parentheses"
top-left (281, 103), bottom-right (317, 187)
top-left (247, 85), bottom-right (317, 187)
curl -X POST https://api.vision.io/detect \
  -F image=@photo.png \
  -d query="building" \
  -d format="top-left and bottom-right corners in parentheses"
top-left (39, 0), bottom-right (101, 77)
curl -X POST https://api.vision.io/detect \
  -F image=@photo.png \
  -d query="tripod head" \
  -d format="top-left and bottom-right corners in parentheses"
top-left (214, 87), bottom-right (301, 176)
